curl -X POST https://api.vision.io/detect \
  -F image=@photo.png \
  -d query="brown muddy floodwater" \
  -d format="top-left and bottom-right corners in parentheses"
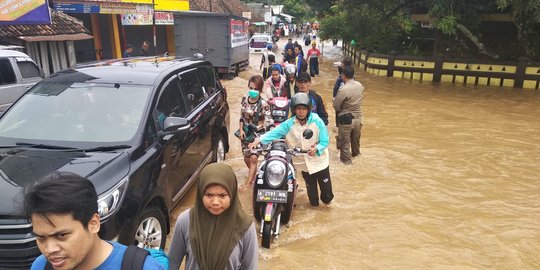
top-left (169, 39), bottom-right (540, 269)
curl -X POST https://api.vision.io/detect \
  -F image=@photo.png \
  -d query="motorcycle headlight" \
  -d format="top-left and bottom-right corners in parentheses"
top-left (265, 160), bottom-right (286, 188)
top-left (97, 176), bottom-right (128, 220)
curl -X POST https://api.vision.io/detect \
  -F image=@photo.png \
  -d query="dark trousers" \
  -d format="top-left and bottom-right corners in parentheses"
top-left (301, 166), bottom-right (333, 206)
top-left (309, 57), bottom-right (319, 76)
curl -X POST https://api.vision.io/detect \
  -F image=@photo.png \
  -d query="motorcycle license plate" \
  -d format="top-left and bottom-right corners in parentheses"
top-left (272, 110), bottom-right (287, 116)
top-left (269, 150), bottom-right (286, 158)
top-left (256, 189), bottom-right (288, 203)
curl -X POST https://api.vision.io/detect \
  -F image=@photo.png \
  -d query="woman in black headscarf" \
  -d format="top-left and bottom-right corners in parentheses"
top-left (168, 163), bottom-right (258, 270)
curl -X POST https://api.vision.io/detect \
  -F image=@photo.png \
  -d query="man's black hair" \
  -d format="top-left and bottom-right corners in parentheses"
top-left (268, 54), bottom-right (276, 63)
top-left (342, 65), bottom-right (355, 79)
top-left (271, 66), bottom-right (281, 73)
top-left (342, 56), bottom-right (353, 67)
top-left (23, 172), bottom-right (98, 229)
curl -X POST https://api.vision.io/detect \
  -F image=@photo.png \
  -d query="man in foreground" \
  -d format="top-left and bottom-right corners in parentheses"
top-left (23, 172), bottom-right (163, 270)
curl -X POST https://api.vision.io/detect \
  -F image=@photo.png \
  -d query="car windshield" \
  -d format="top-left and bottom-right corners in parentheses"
top-left (0, 82), bottom-right (151, 143)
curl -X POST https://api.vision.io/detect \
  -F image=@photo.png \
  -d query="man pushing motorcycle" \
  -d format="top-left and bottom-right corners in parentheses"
top-left (249, 93), bottom-right (334, 207)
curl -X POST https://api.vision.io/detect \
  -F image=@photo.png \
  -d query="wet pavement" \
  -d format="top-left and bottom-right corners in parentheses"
top-left (169, 37), bottom-right (540, 269)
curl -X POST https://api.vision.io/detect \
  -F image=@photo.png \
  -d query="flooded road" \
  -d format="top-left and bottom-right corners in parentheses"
top-left (170, 39), bottom-right (540, 269)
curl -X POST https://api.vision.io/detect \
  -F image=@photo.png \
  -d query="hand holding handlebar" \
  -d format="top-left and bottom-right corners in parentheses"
top-left (307, 144), bottom-right (317, 156)
top-left (248, 138), bottom-right (261, 150)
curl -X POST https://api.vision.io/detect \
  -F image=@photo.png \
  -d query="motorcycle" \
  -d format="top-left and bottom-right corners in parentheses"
top-left (248, 129), bottom-right (314, 248)
top-left (268, 97), bottom-right (290, 127)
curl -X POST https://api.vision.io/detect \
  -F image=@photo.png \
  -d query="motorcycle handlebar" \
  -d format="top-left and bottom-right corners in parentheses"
top-left (243, 146), bottom-right (309, 156)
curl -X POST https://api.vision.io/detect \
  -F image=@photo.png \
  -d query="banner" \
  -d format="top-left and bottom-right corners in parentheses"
top-left (121, 13), bottom-right (152, 25)
top-left (121, 11), bottom-right (173, 25)
top-left (0, 0), bottom-right (51, 25)
top-left (230, 19), bottom-right (249, 48)
top-left (154, 12), bottom-right (173, 25)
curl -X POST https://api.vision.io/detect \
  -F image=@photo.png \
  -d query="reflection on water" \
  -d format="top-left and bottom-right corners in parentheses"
top-left (171, 41), bottom-right (540, 269)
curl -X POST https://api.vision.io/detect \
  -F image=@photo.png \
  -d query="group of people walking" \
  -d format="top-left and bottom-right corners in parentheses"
top-left (22, 44), bottom-right (364, 270)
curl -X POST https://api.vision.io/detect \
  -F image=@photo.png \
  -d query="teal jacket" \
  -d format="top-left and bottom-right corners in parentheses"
top-left (261, 112), bottom-right (329, 156)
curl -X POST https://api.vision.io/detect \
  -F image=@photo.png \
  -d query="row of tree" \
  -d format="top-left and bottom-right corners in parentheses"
top-left (244, 0), bottom-right (539, 61)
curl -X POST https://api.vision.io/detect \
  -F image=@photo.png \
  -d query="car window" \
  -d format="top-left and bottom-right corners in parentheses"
top-left (0, 59), bottom-right (16, 85)
top-left (179, 70), bottom-right (205, 110)
top-left (144, 116), bottom-right (157, 148)
top-left (156, 76), bottom-right (187, 129)
top-left (17, 61), bottom-right (41, 78)
top-left (196, 66), bottom-right (217, 96)
top-left (0, 82), bottom-right (151, 143)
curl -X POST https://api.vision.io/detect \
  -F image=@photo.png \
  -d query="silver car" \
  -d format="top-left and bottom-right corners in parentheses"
top-left (0, 50), bottom-right (44, 112)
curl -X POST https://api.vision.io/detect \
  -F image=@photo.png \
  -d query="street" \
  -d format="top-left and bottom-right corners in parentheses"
top-left (169, 38), bottom-right (540, 269)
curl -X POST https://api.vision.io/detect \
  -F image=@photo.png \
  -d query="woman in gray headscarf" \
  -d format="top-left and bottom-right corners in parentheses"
top-left (168, 163), bottom-right (258, 270)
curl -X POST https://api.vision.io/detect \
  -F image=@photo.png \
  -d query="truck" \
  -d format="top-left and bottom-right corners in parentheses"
top-left (174, 12), bottom-right (250, 78)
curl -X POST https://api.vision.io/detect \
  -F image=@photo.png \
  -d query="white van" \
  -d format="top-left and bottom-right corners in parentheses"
top-left (0, 50), bottom-right (44, 112)
top-left (249, 34), bottom-right (272, 53)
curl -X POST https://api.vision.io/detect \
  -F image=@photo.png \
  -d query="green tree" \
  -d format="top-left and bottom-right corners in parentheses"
top-left (320, 0), bottom-right (413, 53)
top-left (318, 0), bottom-right (539, 60)
top-left (496, 0), bottom-right (540, 59)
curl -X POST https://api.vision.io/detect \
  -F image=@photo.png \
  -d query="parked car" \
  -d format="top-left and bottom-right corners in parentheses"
top-left (0, 56), bottom-right (230, 269)
top-left (0, 50), bottom-right (44, 113)
top-left (249, 33), bottom-right (273, 53)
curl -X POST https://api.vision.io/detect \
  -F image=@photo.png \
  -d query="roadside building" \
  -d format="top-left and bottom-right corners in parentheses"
top-left (0, 10), bottom-right (92, 76)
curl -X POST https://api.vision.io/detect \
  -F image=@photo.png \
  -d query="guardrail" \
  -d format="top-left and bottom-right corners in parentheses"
top-left (343, 44), bottom-right (540, 90)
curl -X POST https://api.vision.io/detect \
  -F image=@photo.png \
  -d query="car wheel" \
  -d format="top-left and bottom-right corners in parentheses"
top-left (213, 135), bottom-right (226, 162)
top-left (133, 206), bottom-right (166, 250)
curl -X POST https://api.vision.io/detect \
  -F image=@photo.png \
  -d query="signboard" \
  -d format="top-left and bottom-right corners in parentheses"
top-left (100, 3), bottom-right (151, 14)
top-left (154, 11), bottom-right (173, 25)
top-left (154, 0), bottom-right (189, 12)
top-left (264, 11), bottom-right (272, 23)
top-left (121, 13), bottom-right (153, 25)
top-left (0, 0), bottom-right (51, 25)
top-left (121, 11), bottom-right (173, 25)
top-left (242, 12), bottom-right (251, 19)
top-left (54, 0), bottom-right (152, 15)
top-left (230, 19), bottom-right (249, 48)
top-left (54, 3), bottom-right (100, 13)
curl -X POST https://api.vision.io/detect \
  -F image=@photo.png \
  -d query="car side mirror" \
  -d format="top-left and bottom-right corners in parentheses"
top-left (163, 117), bottom-right (189, 132)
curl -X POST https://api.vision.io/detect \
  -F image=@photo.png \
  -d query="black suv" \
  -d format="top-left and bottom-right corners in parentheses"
top-left (0, 56), bottom-right (230, 269)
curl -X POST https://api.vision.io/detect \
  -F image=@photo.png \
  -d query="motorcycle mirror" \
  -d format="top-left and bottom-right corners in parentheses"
top-left (302, 129), bottom-right (313, 140)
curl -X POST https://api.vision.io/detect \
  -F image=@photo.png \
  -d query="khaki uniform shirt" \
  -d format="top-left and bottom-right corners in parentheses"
top-left (333, 79), bottom-right (364, 123)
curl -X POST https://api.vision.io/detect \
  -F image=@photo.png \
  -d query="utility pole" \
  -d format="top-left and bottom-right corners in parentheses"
top-left (152, 0), bottom-right (157, 55)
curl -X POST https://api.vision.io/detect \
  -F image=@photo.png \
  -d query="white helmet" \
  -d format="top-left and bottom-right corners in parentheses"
top-left (284, 64), bottom-right (296, 76)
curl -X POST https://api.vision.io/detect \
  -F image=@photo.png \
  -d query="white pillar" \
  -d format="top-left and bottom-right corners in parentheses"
top-left (39, 42), bottom-right (50, 76)
top-left (66, 41), bottom-right (76, 67)
top-left (58, 42), bottom-right (68, 70)
top-left (50, 42), bottom-right (61, 73)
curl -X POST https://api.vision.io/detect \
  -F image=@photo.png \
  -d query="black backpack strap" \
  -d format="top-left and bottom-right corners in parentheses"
top-left (122, 245), bottom-right (149, 270)
top-left (253, 99), bottom-right (263, 125)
